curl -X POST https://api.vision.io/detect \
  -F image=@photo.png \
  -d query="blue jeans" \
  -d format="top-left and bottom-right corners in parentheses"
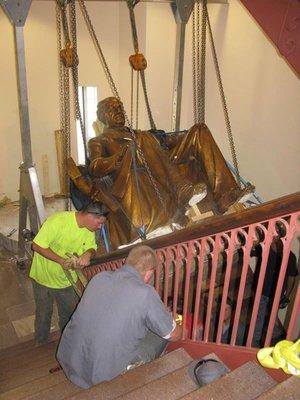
top-left (32, 279), bottom-right (78, 344)
top-left (129, 330), bottom-right (168, 366)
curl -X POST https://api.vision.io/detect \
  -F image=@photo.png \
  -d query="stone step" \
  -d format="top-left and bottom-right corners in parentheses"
top-left (178, 361), bottom-right (276, 400)
top-left (256, 376), bottom-right (300, 399)
top-left (65, 348), bottom-right (193, 400)
top-left (0, 341), bottom-right (58, 377)
top-left (113, 364), bottom-right (198, 400)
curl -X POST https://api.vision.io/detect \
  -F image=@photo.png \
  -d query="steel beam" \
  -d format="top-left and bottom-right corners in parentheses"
top-left (171, 0), bottom-right (194, 131)
top-left (1, 0), bottom-right (46, 257)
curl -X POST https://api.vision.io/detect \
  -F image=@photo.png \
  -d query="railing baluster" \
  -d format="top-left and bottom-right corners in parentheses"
top-left (192, 238), bottom-right (206, 341)
top-left (216, 230), bottom-right (237, 344)
top-left (231, 225), bottom-right (255, 346)
top-left (264, 214), bottom-right (297, 346)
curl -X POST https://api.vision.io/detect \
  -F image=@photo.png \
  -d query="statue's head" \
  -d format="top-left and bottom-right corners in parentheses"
top-left (97, 97), bottom-right (125, 128)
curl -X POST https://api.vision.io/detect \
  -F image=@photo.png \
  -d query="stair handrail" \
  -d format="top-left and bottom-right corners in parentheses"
top-left (86, 191), bottom-right (300, 268)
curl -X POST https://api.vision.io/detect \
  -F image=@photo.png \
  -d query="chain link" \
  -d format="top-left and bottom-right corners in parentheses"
top-left (205, 2), bottom-right (241, 187)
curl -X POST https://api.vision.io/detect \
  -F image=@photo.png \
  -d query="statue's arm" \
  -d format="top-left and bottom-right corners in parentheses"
top-left (88, 140), bottom-right (124, 177)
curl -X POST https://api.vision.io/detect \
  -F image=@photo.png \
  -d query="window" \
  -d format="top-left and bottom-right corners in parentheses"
top-left (76, 86), bottom-right (98, 165)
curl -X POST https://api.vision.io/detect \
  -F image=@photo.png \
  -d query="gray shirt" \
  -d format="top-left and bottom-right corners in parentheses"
top-left (57, 265), bottom-right (173, 388)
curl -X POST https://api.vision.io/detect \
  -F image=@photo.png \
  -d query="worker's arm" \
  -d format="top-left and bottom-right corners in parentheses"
top-left (162, 320), bottom-right (183, 342)
top-left (32, 242), bottom-right (69, 269)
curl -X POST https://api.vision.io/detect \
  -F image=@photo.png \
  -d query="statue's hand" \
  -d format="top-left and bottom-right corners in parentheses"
top-left (115, 147), bottom-right (127, 168)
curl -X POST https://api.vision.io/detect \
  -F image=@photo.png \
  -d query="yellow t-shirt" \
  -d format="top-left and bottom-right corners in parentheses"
top-left (30, 211), bottom-right (97, 289)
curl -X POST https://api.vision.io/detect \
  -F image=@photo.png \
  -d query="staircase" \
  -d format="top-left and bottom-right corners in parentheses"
top-left (0, 339), bottom-right (299, 400)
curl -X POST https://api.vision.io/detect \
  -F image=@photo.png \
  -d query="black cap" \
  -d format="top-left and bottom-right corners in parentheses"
top-left (81, 202), bottom-right (110, 217)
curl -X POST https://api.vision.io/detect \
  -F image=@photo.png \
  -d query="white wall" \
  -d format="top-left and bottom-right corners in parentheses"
top-left (0, 0), bottom-right (299, 202)
top-left (140, 0), bottom-right (300, 201)
top-left (0, 0), bottom-right (120, 200)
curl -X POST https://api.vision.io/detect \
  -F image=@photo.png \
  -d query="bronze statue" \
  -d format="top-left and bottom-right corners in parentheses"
top-left (69, 97), bottom-right (253, 249)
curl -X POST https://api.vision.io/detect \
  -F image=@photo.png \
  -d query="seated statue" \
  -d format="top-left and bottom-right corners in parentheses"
top-left (69, 97), bottom-right (253, 249)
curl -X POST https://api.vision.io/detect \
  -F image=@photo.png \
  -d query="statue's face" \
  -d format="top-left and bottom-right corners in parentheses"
top-left (97, 98), bottom-right (125, 127)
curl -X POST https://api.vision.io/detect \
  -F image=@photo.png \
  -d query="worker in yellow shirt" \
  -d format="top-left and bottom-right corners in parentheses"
top-left (30, 202), bottom-right (109, 345)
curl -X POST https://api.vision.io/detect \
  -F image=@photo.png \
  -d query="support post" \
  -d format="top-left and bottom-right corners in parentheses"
top-left (0, 0), bottom-right (46, 257)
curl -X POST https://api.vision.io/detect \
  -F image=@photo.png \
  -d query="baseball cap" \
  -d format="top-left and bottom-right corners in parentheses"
top-left (193, 358), bottom-right (228, 386)
top-left (81, 202), bottom-right (110, 217)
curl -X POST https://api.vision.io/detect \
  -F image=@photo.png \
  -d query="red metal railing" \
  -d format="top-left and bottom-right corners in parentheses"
top-left (83, 193), bottom-right (300, 349)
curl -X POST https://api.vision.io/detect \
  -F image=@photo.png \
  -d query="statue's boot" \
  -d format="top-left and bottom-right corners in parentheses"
top-left (177, 182), bottom-right (207, 208)
top-left (217, 183), bottom-right (255, 213)
top-left (67, 158), bottom-right (119, 212)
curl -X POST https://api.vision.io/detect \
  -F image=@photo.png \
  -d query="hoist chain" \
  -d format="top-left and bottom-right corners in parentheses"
top-left (130, 67), bottom-right (134, 126)
top-left (204, 2), bottom-right (241, 187)
top-left (126, 1), bottom-right (156, 131)
top-left (56, 2), bottom-right (65, 136)
top-left (192, 6), bottom-right (197, 123)
top-left (69, 0), bottom-right (88, 164)
top-left (127, 0), bottom-right (139, 53)
top-left (136, 71), bottom-right (140, 129)
top-left (199, 0), bottom-right (207, 124)
top-left (56, 1), bottom-right (71, 210)
top-left (78, 0), bottom-right (165, 209)
top-left (196, 0), bottom-right (201, 124)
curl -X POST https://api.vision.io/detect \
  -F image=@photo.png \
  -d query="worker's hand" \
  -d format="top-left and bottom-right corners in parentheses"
top-left (76, 252), bottom-right (92, 268)
top-left (60, 258), bottom-right (74, 270)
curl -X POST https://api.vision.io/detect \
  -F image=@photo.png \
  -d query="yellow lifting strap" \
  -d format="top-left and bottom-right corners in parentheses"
top-left (257, 338), bottom-right (300, 376)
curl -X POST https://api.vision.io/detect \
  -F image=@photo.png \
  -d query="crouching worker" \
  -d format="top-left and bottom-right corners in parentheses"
top-left (57, 245), bottom-right (182, 389)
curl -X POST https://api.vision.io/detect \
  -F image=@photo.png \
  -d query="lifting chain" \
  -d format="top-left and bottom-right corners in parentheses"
top-left (56, 1), bottom-right (71, 209)
top-left (204, 1), bottom-right (241, 187)
top-left (199, 0), bottom-right (207, 124)
top-left (136, 70), bottom-right (140, 129)
top-left (126, 0), bottom-right (156, 131)
top-left (68, 0), bottom-right (88, 164)
top-left (130, 66), bottom-right (134, 126)
top-left (192, 5), bottom-right (197, 123)
top-left (192, 0), bottom-right (241, 187)
top-left (78, 0), bottom-right (165, 210)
